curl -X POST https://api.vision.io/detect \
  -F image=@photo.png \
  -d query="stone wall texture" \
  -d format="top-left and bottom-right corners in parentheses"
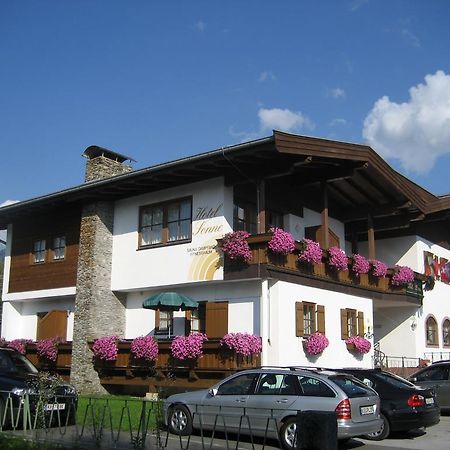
top-left (85, 156), bottom-right (132, 182)
top-left (71, 201), bottom-right (126, 394)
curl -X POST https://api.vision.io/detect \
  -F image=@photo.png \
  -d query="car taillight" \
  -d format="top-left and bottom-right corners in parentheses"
top-left (407, 394), bottom-right (425, 407)
top-left (335, 399), bottom-right (352, 420)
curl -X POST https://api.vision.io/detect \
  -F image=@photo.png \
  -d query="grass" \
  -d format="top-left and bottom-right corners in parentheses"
top-left (76, 395), bottom-right (162, 432)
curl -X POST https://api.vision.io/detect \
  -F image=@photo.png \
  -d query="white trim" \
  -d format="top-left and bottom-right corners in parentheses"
top-left (3, 287), bottom-right (76, 302)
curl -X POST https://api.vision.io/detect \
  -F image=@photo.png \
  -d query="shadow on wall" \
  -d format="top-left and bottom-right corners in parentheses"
top-left (374, 306), bottom-right (418, 342)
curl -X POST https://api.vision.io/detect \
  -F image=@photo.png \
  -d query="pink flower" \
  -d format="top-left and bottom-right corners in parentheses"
top-left (220, 231), bottom-right (252, 262)
top-left (268, 227), bottom-right (295, 255)
top-left (220, 333), bottom-right (262, 356)
top-left (8, 339), bottom-right (32, 355)
top-left (92, 336), bottom-right (119, 361)
top-left (391, 265), bottom-right (415, 286)
top-left (298, 239), bottom-right (323, 264)
top-left (131, 336), bottom-right (158, 362)
top-left (350, 254), bottom-right (370, 276)
top-left (345, 336), bottom-right (371, 354)
top-left (171, 333), bottom-right (208, 360)
top-left (327, 247), bottom-right (349, 271)
top-left (370, 259), bottom-right (388, 277)
top-left (36, 338), bottom-right (63, 362)
top-left (303, 332), bottom-right (329, 355)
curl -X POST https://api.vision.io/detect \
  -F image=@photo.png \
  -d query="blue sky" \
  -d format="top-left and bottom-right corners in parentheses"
top-left (1, 0), bottom-right (450, 213)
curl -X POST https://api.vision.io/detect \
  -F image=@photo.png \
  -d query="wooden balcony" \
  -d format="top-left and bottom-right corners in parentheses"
top-left (24, 340), bottom-right (260, 392)
top-left (223, 234), bottom-right (425, 304)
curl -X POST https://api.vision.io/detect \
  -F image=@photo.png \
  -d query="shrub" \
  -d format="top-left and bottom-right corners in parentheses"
top-left (130, 336), bottom-right (158, 362)
top-left (220, 231), bottom-right (252, 262)
top-left (92, 336), bottom-right (119, 361)
top-left (171, 333), bottom-right (208, 360)
top-left (391, 265), bottom-right (415, 286)
top-left (345, 335), bottom-right (372, 354)
top-left (220, 333), bottom-right (262, 356)
top-left (303, 332), bottom-right (329, 355)
top-left (267, 227), bottom-right (295, 255)
top-left (327, 246), bottom-right (349, 271)
top-left (297, 239), bottom-right (323, 264)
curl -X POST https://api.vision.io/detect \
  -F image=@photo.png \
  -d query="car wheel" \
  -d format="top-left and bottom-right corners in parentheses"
top-left (364, 413), bottom-right (390, 441)
top-left (280, 417), bottom-right (297, 450)
top-left (168, 404), bottom-right (193, 436)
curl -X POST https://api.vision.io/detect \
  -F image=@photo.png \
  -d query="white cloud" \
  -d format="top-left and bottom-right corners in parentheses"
top-left (258, 108), bottom-right (315, 133)
top-left (363, 70), bottom-right (450, 174)
top-left (349, 0), bottom-right (369, 11)
top-left (258, 71), bottom-right (276, 82)
top-left (331, 88), bottom-right (346, 99)
top-left (401, 28), bottom-right (421, 48)
top-left (0, 200), bottom-right (18, 208)
top-left (330, 118), bottom-right (347, 127)
top-left (195, 20), bottom-right (206, 32)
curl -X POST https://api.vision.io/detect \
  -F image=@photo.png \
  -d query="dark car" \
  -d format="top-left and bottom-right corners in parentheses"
top-left (0, 347), bottom-right (77, 428)
top-left (333, 368), bottom-right (440, 440)
top-left (409, 360), bottom-right (450, 410)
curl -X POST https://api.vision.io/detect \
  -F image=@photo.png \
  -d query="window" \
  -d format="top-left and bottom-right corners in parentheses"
top-left (415, 365), bottom-right (449, 382)
top-left (155, 310), bottom-right (174, 336)
top-left (298, 375), bottom-right (335, 397)
top-left (185, 303), bottom-right (206, 335)
top-left (426, 316), bottom-right (439, 346)
top-left (139, 198), bottom-right (192, 247)
top-left (217, 373), bottom-right (258, 395)
top-left (33, 239), bottom-right (46, 263)
top-left (53, 235), bottom-right (66, 260)
top-left (295, 302), bottom-right (325, 337)
top-left (443, 319), bottom-right (450, 347)
top-left (233, 200), bottom-right (257, 234)
top-left (340, 309), bottom-right (364, 340)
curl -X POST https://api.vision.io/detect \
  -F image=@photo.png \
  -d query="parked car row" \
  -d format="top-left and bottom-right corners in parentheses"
top-left (163, 364), bottom-right (443, 449)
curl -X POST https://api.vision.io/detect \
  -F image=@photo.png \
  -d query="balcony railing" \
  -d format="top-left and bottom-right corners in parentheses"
top-left (223, 233), bottom-right (425, 301)
top-left (24, 340), bottom-right (260, 392)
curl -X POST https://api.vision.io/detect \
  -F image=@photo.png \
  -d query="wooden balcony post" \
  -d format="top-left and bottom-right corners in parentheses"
top-left (257, 179), bottom-right (266, 234)
top-left (368, 214), bottom-right (375, 260)
top-left (321, 182), bottom-right (330, 249)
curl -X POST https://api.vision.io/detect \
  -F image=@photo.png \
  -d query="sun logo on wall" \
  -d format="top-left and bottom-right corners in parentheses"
top-left (187, 237), bottom-right (222, 281)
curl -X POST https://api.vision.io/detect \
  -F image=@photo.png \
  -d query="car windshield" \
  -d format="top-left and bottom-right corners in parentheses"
top-left (0, 351), bottom-right (39, 374)
top-left (330, 375), bottom-right (377, 398)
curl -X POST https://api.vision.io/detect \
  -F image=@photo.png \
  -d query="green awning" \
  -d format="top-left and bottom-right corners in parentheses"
top-left (142, 292), bottom-right (199, 311)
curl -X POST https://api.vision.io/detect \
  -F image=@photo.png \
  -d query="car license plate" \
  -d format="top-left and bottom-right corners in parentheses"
top-left (426, 397), bottom-right (434, 405)
top-left (360, 405), bottom-right (375, 415)
top-left (44, 403), bottom-right (66, 411)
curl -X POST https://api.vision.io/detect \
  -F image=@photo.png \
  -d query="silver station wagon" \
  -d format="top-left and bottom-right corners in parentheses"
top-left (164, 367), bottom-right (382, 449)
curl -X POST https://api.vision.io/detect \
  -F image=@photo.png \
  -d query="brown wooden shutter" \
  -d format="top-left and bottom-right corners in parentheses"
top-left (36, 310), bottom-right (67, 340)
top-left (340, 309), bottom-right (349, 340)
top-left (357, 311), bottom-right (365, 337)
top-left (205, 302), bottom-right (228, 338)
top-left (295, 302), bottom-right (304, 337)
top-left (316, 305), bottom-right (325, 334)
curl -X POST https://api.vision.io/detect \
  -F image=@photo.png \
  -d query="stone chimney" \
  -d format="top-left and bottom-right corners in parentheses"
top-left (83, 146), bottom-right (134, 182)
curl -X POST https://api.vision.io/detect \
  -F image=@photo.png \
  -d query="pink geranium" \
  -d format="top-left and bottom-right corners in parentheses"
top-left (350, 254), bottom-right (370, 276)
top-left (220, 231), bottom-right (252, 262)
top-left (298, 239), bottom-right (323, 264)
top-left (303, 332), bottom-right (329, 355)
top-left (131, 336), bottom-right (158, 362)
top-left (36, 338), bottom-right (63, 362)
top-left (8, 339), bottom-right (32, 355)
top-left (327, 246), bottom-right (349, 271)
top-left (171, 333), bottom-right (208, 360)
top-left (268, 227), bottom-right (295, 255)
top-left (92, 336), bottom-right (119, 361)
top-left (345, 335), bottom-right (371, 354)
top-left (370, 259), bottom-right (388, 277)
top-left (220, 333), bottom-right (262, 356)
top-left (391, 265), bottom-right (415, 286)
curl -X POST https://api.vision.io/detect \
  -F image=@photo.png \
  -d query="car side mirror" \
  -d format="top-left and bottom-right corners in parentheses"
top-left (208, 388), bottom-right (218, 397)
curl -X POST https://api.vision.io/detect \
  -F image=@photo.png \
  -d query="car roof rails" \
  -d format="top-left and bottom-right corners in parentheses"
top-left (432, 359), bottom-right (450, 364)
top-left (258, 365), bottom-right (325, 372)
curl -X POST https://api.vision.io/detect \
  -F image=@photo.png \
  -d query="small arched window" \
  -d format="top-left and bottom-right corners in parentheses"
top-left (426, 316), bottom-right (439, 346)
top-left (443, 319), bottom-right (450, 347)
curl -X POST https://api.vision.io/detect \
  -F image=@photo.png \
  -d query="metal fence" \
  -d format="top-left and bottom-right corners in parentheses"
top-left (0, 393), bottom-right (283, 450)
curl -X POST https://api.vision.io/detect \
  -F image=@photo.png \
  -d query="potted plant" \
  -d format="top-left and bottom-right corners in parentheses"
top-left (326, 246), bottom-right (349, 271)
top-left (36, 337), bottom-right (63, 364)
top-left (130, 335), bottom-right (158, 364)
top-left (170, 333), bottom-right (208, 361)
top-left (7, 339), bottom-right (31, 355)
top-left (349, 254), bottom-right (370, 276)
top-left (303, 332), bottom-right (329, 356)
top-left (390, 265), bottom-right (415, 287)
top-left (91, 335), bottom-right (119, 362)
top-left (220, 332), bottom-right (262, 368)
top-left (369, 259), bottom-right (388, 278)
top-left (345, 336), bottom-right (372, 354)
top-left (219, 231), bottom-right (252, 263)
top-left (267, 227), bottom-right (295, 256)
top-left (297, 239), bottom-right (323, 265)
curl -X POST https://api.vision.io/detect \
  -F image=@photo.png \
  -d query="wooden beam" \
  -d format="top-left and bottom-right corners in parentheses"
top-left (321, 182), bottom-right (330, 249)
top-left (368, 214), bottom-right (376, 260)
top-left (257, 179), bottom-right (266, 233)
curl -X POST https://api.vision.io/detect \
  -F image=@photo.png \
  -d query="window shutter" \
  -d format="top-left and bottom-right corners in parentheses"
top-left (295, 302), bottom-right (304, 337)
top-left (340, 309), bottom-right (349, 340)
top-left (205, 302), bottom-right (228, 338)
top-left (316, 305), bottom-right (325, 334)
top-left (357, 311), bottom-right (365, 337)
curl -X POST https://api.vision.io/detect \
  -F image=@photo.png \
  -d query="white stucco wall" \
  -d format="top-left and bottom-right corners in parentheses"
top-left (266, 281), bottom-right (374, 368)
top-left (124, 281), bottom-right (261, 339)
top-left (111, 177), bottom-right (231, 291)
